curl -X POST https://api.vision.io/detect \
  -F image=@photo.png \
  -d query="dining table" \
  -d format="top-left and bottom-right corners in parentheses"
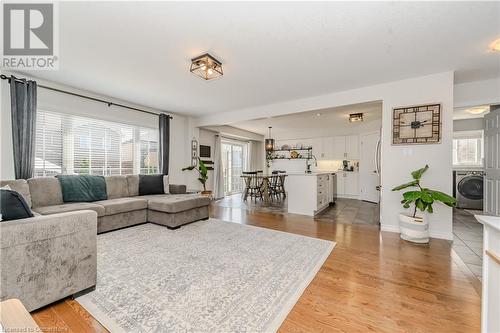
top-left (240, 173), bottom-right (287, 203)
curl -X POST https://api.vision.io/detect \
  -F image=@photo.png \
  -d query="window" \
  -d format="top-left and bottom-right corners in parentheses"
top-left (452, 131), bottom-right (483, 167)
top-left (35, 110), bottom-right (159, 177)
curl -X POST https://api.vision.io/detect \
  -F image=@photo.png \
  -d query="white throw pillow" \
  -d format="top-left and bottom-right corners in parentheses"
top-left (163, 175), bottom-right (170, 194)
top-left (1, 185), bottom-right (12, 190)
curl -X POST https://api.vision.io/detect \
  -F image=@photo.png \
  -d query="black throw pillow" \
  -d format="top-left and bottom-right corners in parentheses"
top-left (139, 174), bottom-right (164, 195)
top-left (0, 189), bottom-right (34, 221)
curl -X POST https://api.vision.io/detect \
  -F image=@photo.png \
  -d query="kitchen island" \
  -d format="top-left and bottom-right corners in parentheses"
top-left (287, 172), bottom-right (336, 216)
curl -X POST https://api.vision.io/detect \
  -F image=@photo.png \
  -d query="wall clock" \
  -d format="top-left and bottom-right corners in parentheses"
top-left (392, 104), bottom-right (441, 145)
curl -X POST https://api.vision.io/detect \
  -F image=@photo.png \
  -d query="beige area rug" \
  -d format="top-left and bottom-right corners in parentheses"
top-left (77, 219), bottom-right (335, 332)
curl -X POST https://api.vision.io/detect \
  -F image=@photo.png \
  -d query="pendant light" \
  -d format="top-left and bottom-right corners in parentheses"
top-left (265, 126), bottom-right (275, 151)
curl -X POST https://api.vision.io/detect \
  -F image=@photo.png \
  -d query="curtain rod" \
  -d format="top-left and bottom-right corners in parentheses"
top-left (0, 74), bottom-right (173, 119)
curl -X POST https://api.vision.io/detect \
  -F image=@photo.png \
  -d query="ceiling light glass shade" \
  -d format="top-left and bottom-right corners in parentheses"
top-left (349, 113), bottom-right (363, 122)
top-left (265, 126), bottom-right (275, 151)
top-left (490, 38), bottom-right (500, 52)
top-left (265, 138), bottom-right (275, 151)
top-left (190, 53), bottom-right (223, 80)
top-left (466, 106), bottom-right (489, 114)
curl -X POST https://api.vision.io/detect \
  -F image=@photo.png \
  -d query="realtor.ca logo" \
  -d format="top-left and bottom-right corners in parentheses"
top-left (2, 2), bottom-right (59, 70)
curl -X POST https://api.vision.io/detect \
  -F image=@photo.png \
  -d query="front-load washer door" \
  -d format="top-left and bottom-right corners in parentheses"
top-left (457, 175), bottom-right (484, 200)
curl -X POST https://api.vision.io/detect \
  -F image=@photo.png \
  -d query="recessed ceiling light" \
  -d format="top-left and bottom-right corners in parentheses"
top-left (490, 38), bottom-right (500, 52)
top-left (316, 113), bottom-right (321, 117)
top-left (466, 106), bottom-right (489, 115)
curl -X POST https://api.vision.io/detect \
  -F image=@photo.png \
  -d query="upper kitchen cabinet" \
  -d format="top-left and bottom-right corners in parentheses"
top-left (345, 135), bottom-right (359, 160)
top-left (312, 137), bottom-right (334, 160)
top-left (332, 135), bottom-right (359, 160)
top-left (312, 135), bottom-right (359, 160)
top-left (332, 136), bottom-right (346, 159)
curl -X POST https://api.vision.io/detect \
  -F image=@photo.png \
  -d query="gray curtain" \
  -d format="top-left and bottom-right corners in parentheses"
top-left (213, 134), bottom-right (224, 199)
top-left (10, 76), bottom-right (37, 180)
top-left (158, 113), bottom-right (170, 175)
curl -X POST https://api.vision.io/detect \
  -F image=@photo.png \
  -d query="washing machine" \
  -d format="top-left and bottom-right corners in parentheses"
top-left (454, 171), bottom-right (484, 210)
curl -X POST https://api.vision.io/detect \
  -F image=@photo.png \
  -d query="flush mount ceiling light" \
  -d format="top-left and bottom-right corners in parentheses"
top-left (349, 113), bottom-right (363, 122)
top-left (490, 38), bottom-right (500, 52)
top-left (190, 53), bottom-right (223, 80)
top-left (466, 105), bottom-right (489, 115)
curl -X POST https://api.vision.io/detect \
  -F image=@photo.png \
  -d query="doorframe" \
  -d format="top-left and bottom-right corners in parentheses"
top-left (359, 129), bottom-right (381, 204)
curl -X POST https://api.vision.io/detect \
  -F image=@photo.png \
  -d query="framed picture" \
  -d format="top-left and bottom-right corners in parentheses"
top-left (191, 139), bottom-right (198, 149)
top-left (200, 145), bottom-right (211, 158)
top-left (191, 157), bottom-right (197, 166)
top-left (392, 103), bottom-right (441, 145)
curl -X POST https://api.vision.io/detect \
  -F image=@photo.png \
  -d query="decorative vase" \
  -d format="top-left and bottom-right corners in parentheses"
top-left (398, 213), bottom-right (429, 244)
top-left (201, 190), bottom-right (213, 197)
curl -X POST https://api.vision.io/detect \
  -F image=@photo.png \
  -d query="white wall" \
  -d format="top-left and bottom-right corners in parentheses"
top-left (196, 72), bottom-right (455, 240)
top-left (453, 118), bottom-right (484, 132)
top-left (454, 77), bottom-right (500, 108)
top-left (0, 70), bottom-right (190, 185)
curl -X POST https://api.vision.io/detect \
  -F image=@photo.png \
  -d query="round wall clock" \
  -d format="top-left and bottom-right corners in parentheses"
top-left (392, 104), bottom-right (441, 145)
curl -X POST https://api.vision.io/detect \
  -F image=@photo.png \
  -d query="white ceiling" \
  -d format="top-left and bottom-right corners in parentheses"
top-left (231, 101), bottom-right (382, 139)
top-left (22, 2), bottom-right (500, 116)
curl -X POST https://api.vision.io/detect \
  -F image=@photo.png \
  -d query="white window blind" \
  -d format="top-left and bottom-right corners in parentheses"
top-left (452, 131), bottom-right (484, 167)
top-left (35, 110), bottom-right (159, 177)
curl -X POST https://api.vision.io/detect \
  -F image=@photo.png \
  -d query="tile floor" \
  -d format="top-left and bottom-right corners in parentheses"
top-left (452, 208), bottom-right (483, 279)
top-left (216, 194), bottom-right (380, 226)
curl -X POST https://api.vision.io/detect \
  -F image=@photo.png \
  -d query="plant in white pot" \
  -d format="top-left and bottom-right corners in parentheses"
top-left (392, 165), bottom-right (456, 244)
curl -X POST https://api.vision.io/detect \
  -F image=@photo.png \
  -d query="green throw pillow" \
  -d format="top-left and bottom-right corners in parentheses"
top-left (57, 175), bottom-right (107, 202)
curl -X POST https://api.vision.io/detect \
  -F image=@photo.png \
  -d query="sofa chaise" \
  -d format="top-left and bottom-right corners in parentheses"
top-left (0, 175), bottom-right (210, 311)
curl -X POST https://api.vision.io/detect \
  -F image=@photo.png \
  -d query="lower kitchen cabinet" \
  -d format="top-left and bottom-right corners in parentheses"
top-left (336, 171), bottom-right (359, 198)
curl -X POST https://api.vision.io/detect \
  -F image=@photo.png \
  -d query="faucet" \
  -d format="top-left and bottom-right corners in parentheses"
top-left (306, 155), bottom-right (318, 173)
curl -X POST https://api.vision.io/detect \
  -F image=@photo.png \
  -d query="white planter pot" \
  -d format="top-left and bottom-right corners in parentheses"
top-left (398, 213), bottom-right (429, 244)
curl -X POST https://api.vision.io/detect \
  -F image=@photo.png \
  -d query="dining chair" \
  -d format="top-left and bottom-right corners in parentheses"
top-left (242, 172), bottom-right (263, 202)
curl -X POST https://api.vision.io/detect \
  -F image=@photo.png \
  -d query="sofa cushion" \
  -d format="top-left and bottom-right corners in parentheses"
top-left (126, 175), bottom-right (139, 196)
top-left (33, 202), bottom-right (106, 217)
top-left (148, 195), bottom-right (210, 213)
top-left (1, 180), bottom-right (32, 207)
top-left (105, 176), bottom-right (129, 199)
top-left (57, 175), bottom-right (107, 202)
top-left (28, 177), bottom-right (63, 208)
top-left (95, 198), bottom-right (147, 216)
top-left (0, 189), bottom-right (34, 221)
top-left (139, 174), bottom-right (164, 195)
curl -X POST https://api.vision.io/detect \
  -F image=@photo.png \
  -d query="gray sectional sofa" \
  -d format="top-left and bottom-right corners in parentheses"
top-left (0, 175), bottom-right (210, 311)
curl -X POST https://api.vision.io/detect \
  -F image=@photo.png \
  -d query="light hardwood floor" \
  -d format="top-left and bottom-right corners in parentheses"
top-left (31, 196), bottom-right (481, 333)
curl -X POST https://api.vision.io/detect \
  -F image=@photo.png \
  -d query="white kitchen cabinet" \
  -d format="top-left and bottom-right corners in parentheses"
top-left (313, 137), bottom-right (334, 160)
top-left (287, 173), bottom-right (332, 216)
top-left (345, 135), bottom-right (359, 159)
top-left (336, 171), bottom-right (359, 198)
top-left (332, 136), bottom-right (346, 160)
top-left (332, 135), bottom-right (359, 160)
top-left (344, 172), bottom-right (359, 196)
top-left (323, 137), bottom-right (334, 159)
top-left (336, 172), bottom-right (345, 195)
top-left (312, 138), bottom-right (324, 159)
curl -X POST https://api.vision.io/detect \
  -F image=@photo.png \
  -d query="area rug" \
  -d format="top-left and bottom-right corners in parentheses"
top-left (76, 219), bottom-right (335, 333)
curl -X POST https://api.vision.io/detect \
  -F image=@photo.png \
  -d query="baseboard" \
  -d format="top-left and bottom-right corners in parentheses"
top-left (380, 224), bottom-right (400, 233)
top-left (429, 231), bottom-right (453, 241)
top-left (380, 224), bottom-right (453, 240)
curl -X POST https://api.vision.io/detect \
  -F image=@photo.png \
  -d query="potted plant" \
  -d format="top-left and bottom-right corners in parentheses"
top-left (392, 165), bottom-right (456, 244)
top-left (182, 158), bottom-right (211, 196)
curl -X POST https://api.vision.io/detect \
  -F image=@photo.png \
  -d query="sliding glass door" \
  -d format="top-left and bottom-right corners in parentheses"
top-left (221, 141), bottom-right (246, 196)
